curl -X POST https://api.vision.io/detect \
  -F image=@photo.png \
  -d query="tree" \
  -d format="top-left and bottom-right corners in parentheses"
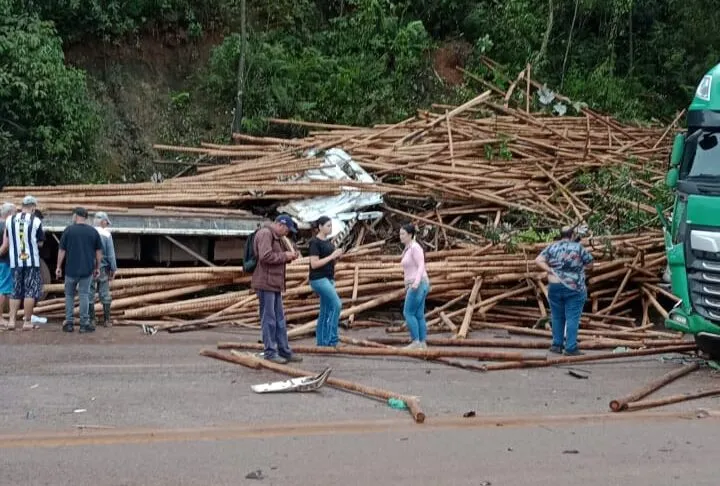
top-left (0, 12), bottom-right (102, 186)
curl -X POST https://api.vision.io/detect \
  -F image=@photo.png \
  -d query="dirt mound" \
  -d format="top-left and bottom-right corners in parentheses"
top-left (431, 41), bottom-right (472, 86)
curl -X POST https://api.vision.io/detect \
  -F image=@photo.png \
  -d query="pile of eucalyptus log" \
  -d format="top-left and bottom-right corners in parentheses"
top-left (31, 229), bottom-right (676, 349)
top-left (2, 61), bottom-right (682, 342)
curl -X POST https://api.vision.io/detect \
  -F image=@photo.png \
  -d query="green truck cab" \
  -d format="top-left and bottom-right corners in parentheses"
top-left (663, 63), bottom-right (720, 356)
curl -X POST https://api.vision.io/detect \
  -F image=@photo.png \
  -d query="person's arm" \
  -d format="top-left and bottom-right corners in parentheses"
top-left (535, 247), bottom-right (553, 274)
top-left (107, 234), bottom-right (118, 276)
top-left (0, 225), bottom-right (8, 256)
top-left (94, 232), bottom-right (103, 278)
top-left (410, 244), bottom-right (426, 289)
top-left (581, 245), bottom-right (594, 271)
top-left (256, 230), bottom-right (291, 265)
top-left (36, 222), bottom-right (45, 248)
top-left (56, 250), bottom-right (66, 278)
top-left (56, 231), bottom-right (67, 278)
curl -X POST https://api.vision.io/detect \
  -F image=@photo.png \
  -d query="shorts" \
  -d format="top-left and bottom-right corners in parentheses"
top-left (11, 267), bottom-right (43, 301)
top-left (0, 263), bottom-right (12, 295)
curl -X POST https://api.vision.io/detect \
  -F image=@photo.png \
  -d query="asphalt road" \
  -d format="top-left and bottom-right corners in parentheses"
top-left (1, 326), bottom-right (719, 485)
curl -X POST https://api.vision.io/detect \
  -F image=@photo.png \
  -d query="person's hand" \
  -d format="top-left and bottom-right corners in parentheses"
top-left (285, 251), bottom-right (298, 261)
top-left (55, 268), bottom-right (62, 279)
top-left (93, 268), bottom-right (100, 279)
top-left (411, 282), bottom-right (419, 290)
top-left (108, 271), bottom-right (115, 281)
top-left (331, 248), bottom-right (343, 260)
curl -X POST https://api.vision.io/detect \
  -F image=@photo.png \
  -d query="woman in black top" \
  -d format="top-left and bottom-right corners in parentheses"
top-left (309, 216), bottom-right (343, 347)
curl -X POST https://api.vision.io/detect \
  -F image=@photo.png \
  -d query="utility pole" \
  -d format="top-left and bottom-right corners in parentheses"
top-left (231, 0), bottom-right (247, 136)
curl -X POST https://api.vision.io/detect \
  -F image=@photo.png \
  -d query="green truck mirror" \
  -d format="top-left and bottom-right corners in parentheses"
top-left (666, 167), bottom-right (679, 189)
top-left (670, 133), bottom-right (684, 167)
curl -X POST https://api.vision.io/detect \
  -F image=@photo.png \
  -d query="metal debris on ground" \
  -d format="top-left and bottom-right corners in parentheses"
top-left (251, 367), bottom-right (332, 393)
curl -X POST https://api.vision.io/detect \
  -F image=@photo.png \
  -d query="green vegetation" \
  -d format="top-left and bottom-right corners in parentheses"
top-left (0, 11), bottom-right (103, 186)
top-left (2, 0), bottom-right (720, 186)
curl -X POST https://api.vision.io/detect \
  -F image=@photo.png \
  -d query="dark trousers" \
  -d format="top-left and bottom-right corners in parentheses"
top-left (257, 290), bottom-right (292, 359)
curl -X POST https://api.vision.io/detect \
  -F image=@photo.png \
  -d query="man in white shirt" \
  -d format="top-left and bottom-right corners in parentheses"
top-left (90, 212), bottom-right (117, 327)
top-left (0, 195), bottom-right (45, 330)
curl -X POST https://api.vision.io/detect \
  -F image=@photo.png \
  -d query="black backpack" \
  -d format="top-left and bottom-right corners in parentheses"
top-left (243, 228), bottom-right (259, 273)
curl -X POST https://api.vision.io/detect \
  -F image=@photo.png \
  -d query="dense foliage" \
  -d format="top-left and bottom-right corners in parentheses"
top-left (3, 0), bottom-right (720, 185)
top-left (0, 10), bottom-right (102, 186)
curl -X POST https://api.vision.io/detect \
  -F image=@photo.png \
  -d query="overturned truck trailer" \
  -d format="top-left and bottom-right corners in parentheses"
top-left (40, 209), bottom-right (265, 268)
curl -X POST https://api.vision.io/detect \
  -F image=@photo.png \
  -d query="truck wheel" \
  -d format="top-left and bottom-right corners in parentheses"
top-left (694, 333), bottom-right (720, 360)
top-left (40, 260), bottom-right (51, 301)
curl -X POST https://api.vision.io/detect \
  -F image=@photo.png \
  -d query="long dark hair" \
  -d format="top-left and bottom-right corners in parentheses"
top-left (401, 223), bottom-right (417, 238)
top-left (313, 216), bottom-right (331, 232)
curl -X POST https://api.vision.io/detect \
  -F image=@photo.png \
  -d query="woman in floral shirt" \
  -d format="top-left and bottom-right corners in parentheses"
top-left (535, 226), bottom-right (594, 356)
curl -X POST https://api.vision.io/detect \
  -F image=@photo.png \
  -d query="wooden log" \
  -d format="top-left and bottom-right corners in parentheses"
top-left (217, 341), bottom-right (544, 361)
top-left (199, 349), bottom-right (425, 423)
top-left (609, 362), bottom-right (701, 412)
top-left (457, 277), bottom-right (482, 339)
top-left (368, 336), bottom-right (668, 350)
top-left (481, 344), bottom-right (697, 371)
top-left (623, 387), bottom-right (720, 412)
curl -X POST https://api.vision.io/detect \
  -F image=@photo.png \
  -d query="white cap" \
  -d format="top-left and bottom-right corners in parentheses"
top-left (22, 195), bottom-right (38, 206)
top-left (94, 211), bottom-right (111, 225)
top-left (1, 202), bottom-right (15, 217)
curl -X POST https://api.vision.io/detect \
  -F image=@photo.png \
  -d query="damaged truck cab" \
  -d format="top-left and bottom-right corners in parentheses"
top-left (663, 63), bottom-right (720, 356)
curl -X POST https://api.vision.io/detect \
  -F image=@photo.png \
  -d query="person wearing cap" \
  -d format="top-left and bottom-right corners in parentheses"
top-left (56, 207), bottom-right (103, 333)
top-left (0, 202), bottom-right (17, 326)
top-left (89, 212), bottom-right (117, 327)
top-left (250, 214), bottom-right (303, 364)
top-left (0, 196), bottom-right (44, 330)
top-left (535, 225), bottom-right (594, 356)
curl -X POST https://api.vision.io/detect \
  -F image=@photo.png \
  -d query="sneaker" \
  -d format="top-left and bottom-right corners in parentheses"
top-left (404, 340), bottom-right (423, 350)
top-left (79, 326), bottom-right (96, 334)
top-left (6, 321), bottom-right (17, 331)
top-left (563, 349), bottom-right (584, 356)
top-left (419, 342), bottom-right (428, 349)
top-left (22, 321), bottom-right (35, 331)
top-left (284, 354), bottom-right (303, 363)
top-left (62, 322), bottom-right (74, 333)
top-left (266, 356), bottom-right (288, 364)
top-left (102, 320), bottom-right (113, 328)
top-left (548, 345), bottom-right (563, 354)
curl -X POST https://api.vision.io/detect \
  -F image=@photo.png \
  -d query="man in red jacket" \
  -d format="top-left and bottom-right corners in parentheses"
top-left (251, 215), bottom-right (303, 364)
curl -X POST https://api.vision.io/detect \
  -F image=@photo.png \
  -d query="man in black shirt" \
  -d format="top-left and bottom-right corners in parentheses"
top-left (56, 207), bottom-right (103, 333)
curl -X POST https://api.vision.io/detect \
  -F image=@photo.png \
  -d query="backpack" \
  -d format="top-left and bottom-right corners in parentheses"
top-left (243, 228), bottom-right (260, 273)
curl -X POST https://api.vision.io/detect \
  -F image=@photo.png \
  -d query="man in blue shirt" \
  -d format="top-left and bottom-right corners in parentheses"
top-left (56, 207), bottom-right (103, 333)
top-left (0, 202), bottom-right (17, 327)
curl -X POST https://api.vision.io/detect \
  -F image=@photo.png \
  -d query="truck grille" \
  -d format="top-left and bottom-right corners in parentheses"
top-left (688, 256), bottom-right (720, 321)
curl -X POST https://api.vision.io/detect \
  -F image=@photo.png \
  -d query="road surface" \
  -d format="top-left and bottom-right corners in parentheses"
top-left (1, 326), bottom-right (718, 485)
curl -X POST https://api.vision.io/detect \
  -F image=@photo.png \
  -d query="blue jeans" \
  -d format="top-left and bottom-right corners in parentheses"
top-left (403, 280), bottom-right (430, 342)
top-left (548, 283), bottom-right (586, 352)
top-left (310, 278), bottom-right (342, 346)
top-left (65, 275), bottom-right (93, 327)
top-left (257, 290), bottom-right (293, 359)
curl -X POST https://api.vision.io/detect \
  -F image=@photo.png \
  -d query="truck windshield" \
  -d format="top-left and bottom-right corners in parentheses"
top-left (681, 130), bottom-right (720, 179)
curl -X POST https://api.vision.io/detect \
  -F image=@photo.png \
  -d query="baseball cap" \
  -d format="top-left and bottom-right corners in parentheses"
top-left (73, 207), bottom-right (89, 218)
top-left (275, 214), bottom-right (298, 234)
top-left (22, 195), bottom-right (38, 206)
top-left (94, 211), bottom-right (111, 225)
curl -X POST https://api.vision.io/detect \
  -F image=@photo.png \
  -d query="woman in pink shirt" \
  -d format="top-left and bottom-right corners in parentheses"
top-left (399, 224), bottom-right (430, 349)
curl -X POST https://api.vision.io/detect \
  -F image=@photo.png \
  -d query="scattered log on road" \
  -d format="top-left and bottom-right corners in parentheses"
top-left (609, 362), bottom-right (701, 412)
top-left (199, 349), bottom-right (425, 423)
